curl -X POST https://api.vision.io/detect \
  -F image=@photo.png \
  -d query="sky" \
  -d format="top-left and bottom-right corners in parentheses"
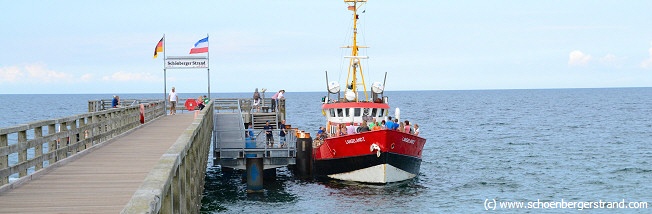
top-left (1, 0), bottom-right (652, 94)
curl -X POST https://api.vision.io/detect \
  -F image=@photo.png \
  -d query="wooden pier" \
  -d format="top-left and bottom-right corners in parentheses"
top-left (0, 100), bottom-right (214, 213)
top-left (0, 97), bottom-right (299, 213)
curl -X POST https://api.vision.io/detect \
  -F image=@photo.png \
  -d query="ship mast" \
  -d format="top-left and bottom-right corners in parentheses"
top-left (344, 0), bottom-right (368, 102)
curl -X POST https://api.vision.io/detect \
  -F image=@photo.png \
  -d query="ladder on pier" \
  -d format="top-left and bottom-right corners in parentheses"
top-left (252, 113), bottom-right (278, 129)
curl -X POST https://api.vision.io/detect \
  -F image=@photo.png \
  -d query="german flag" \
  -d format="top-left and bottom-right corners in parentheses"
top-left (153, 36), bottom-right (164, 59)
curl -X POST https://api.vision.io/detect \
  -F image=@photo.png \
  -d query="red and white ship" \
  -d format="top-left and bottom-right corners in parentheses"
top-left (312, 0), bottom-right (426, 183)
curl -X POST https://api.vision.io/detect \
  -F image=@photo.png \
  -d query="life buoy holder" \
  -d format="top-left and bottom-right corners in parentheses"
top-left (370, 144), bottom-right (381, 158)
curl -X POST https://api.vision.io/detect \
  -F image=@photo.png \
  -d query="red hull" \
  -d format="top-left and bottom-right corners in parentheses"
top-left (312, 130), bottom-right (426, 183)
top-left (313, 129), bottom-right (425, 161)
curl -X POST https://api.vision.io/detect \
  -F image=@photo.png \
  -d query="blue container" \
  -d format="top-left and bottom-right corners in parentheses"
top-left (245, 137), bottom-right (256, 158)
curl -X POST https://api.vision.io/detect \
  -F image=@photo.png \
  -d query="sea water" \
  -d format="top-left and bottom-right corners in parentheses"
top-left (1, 88), bottom-right (650, 213)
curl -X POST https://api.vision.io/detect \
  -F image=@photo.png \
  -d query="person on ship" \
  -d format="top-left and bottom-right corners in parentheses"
top-left (404, 120), bottom-right (412, 134)
top-left (359, 121), bottom-right (370, 132)
top-left (372, 122), bottom-right (382, 131)
top-left (317, 127), bottom-right (327, 140)
top-left (346, 122), bottom-right (357, 135)
top-left (414, 124), bottom-right (420, 136)
top-left (385, 117), bottom-right (395, 130)
top-left (368, 118), bottom-right (376, 130)
top-left (339, 124), bottom-right (347, 136)
top-left (398, 122), bottom-right (405, 132)
top-left (393, 118), bottom-right (400, 130)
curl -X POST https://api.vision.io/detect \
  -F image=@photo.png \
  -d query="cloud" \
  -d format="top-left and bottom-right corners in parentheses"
top-left (101, 71), bottom-right (159, 82)
top-left (568, 50), bottom-right (591, 66)
top-left (24, 64), bottom-right (73, 82)
top-left (599, 54), bottom-right (625, 67)
top-left (0, 64), bottom-right (72, 83)
top-left (80, 73), bottom-right (94, 81)
top-left (0, 66), bottom-right (23, 82)
top-left (641, 42), bottom-right (652, 69)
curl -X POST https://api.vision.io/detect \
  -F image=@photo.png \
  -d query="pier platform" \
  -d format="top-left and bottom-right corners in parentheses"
top-left (0, 114), bottom-right (195, 213)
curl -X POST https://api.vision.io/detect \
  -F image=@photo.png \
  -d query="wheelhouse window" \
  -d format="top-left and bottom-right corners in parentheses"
top-left (371, 108), bottom-right (377, 117)
top-left (354, 108), bottom-right (361, 117)
top-left (337, 108), bottom-right (343, 117)
top-left (379, 109), bottom-right (385, 117)
top-left (345, 108), bottom-right (350, 117)
top-left (330, 109), bottom-right (336, 117)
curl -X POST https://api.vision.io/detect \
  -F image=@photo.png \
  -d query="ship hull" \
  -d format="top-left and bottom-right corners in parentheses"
top-left (312, 130), bottom-right (426, 183)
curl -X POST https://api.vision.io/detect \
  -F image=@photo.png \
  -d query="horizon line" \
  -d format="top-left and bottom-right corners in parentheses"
top-left (2, 86), bottom-right (650, 95)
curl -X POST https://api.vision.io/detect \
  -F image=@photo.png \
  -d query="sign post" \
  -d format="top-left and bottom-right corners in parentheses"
top-left (164, 56), bottom-right (211, 105)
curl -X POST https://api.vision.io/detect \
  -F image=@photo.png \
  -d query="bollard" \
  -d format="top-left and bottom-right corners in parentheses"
top-left (246, 157), bottom-right (264, 193)
top-left (295, 132), bottom-right (313, 177)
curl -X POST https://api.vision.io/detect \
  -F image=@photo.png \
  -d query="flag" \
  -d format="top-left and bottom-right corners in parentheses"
top-left (153, 36), bottom-right (164, 59)
top-left (348, 5), bottom-right (355, 11)
top-left (189, 36), bottom-right (208, 54)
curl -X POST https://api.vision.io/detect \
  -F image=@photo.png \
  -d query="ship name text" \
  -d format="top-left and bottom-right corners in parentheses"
top-left (402, 137), bottom-right (416, 144)
top-left (346, 137), bottom-right (366, 144)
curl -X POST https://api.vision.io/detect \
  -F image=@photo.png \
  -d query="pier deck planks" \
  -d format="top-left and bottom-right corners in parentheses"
top-left (0, 114), bottom-right (195, 214)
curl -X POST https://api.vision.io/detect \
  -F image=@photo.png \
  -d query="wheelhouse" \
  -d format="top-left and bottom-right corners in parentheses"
top-left (322, 102), bottom-right (389, 136)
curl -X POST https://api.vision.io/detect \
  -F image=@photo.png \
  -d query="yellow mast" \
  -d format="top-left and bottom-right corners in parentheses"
top-left (344, 0), bottom-right (368, 102)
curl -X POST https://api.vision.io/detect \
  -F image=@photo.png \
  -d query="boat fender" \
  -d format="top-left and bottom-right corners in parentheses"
top-left (370, 144), bottom-right (381, 158)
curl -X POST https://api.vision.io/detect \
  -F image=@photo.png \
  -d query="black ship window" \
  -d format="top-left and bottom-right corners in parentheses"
top-left (354, 108), bottom-right (361, 116)
top-left (345, 108), bottom-right (350, 117)
top-left (379, 109), bottom-right (385, 117)
top-left (330, 109), bottom-right (336, 117)
top-left (371, 108), bottom-right (377, 117)
top-left (337, 108), bottom-right (343, 117)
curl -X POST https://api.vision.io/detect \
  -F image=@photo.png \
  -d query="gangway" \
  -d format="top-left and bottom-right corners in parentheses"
top-left (212, 98), bottom-right (295, 170)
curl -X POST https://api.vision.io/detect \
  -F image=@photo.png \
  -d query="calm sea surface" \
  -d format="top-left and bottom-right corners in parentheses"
top-left (1, 88), bottom-right (651, 213)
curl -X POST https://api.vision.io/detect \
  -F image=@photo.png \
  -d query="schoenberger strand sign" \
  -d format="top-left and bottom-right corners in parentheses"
top-left (165, 56), bottom-right (208, 69)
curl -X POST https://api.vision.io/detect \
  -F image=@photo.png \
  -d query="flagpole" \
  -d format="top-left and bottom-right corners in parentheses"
top-left (163, 34), bottom-right (167, 114)
top-left (207, 33), bottom-right (211, 100)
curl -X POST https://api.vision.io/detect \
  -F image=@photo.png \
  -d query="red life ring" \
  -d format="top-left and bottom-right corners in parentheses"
top-left (185, 99), bottom-right (196, 111)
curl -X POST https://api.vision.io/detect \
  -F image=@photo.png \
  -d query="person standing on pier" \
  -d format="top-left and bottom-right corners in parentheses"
top-left (270, 90), bottom-right (285, 112)
top-left (279, 120), bottom-right (287, 148)
top-left (264, 121), bottom-right (274, 147)
top-left (169, 87), bottom-right (179, 115)
top-left (112, 95), bottom-right (120, 108)
top-left (252, 88), bottom-right (261, 112)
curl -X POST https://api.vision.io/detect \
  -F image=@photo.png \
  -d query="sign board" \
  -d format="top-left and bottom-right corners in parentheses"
top-left (165, 56), bottom-right (208, 69)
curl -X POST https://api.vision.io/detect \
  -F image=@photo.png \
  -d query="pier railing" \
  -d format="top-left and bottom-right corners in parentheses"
top-left (0, 100), bottom-right (166, 189)
top-left (122, 100), bottom-right (214, 214)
